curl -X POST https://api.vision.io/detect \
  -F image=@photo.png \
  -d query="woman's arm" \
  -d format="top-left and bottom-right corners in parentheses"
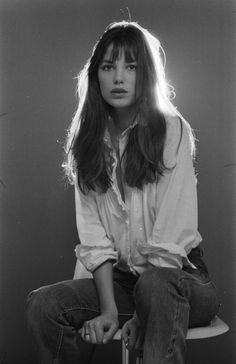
top-left (74, 185), bottom-right (119, 343)
top-left (74, 184), bottom-right (118, 272)
top-left (93, 260), bottom-right (118, 315)
top-left (80, 260), bottom-right (119, 344)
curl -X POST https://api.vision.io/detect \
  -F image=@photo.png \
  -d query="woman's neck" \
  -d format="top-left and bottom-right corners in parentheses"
top-left (111, 106), bottom-right (137, 134)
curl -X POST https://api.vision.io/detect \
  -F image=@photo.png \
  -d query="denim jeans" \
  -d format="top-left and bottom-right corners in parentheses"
top-left (26, 247), bottom-right (220, 364)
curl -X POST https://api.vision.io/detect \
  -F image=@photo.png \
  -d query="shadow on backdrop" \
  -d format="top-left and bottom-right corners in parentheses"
top-left (0, 0), bottom-right (235, 363)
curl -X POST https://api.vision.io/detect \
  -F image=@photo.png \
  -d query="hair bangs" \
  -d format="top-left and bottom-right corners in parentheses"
top-left (107, 37), bottom-right (138, 63)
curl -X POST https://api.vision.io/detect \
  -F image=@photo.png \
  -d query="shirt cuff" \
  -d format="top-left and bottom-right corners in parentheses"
top-left (74, 244), bottom-right (118, 273)
top-left (136, 240), bottom-right (197, 269)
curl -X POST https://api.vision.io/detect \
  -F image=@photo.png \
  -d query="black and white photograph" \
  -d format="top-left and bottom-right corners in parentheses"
top-left (0, 1), bottom-right (235, 363)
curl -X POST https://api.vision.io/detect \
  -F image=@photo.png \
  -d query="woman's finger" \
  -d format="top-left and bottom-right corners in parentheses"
top-left (102, 322), bottom-right (117, 344)
top-left (87, 322), bottom-right (98, 344)
top-left (94, 321), bottom-right (105, 344)
top-left (80, 322), bottom-right (91, 342)
top-left (135, 328), bottom-right (145, 350)
top-left (80, 321), bottom-right (96, 343)
top-left (127, 323), bottom-right (139, 350)
top-left (127, 329), bottom-right (137, 349)
top-left (121, 321), bottom-right (130, 345)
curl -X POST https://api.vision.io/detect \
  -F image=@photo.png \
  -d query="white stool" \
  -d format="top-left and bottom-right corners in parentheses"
top-left (73, 260), bottom-right (229, 364)
top-left (112, 316), bottom-right (229, 364)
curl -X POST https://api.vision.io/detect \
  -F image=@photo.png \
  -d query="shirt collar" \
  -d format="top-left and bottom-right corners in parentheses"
top-left (103, 117), bottom-right (139, 148)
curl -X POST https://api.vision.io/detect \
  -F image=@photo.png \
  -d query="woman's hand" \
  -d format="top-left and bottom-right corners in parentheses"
top-left (80, 311), bottom-right (119, 344)
top-left (121, 313), bottom-right (144, 351)
top-left (79, 261), bottom-right (119, 344)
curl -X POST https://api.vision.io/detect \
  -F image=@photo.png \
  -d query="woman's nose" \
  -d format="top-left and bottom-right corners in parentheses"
top-left (113, 67), bottom-right (124, 84)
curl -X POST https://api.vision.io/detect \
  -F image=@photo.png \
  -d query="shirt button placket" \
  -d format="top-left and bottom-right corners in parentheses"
top-left (125, 218), bottom-right (133, 271)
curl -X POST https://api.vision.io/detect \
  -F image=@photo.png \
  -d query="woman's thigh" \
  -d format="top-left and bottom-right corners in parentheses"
top-left (133, 266), bottom-right (220, 329)
top-left (61, 278), bottom-right (135, 327)
top-left (182, 267), bottom-right (220, 327)
top-left (27, 278), bottom-right (135, 330)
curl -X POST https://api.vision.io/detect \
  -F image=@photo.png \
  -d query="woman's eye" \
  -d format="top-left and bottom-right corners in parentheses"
top-left (101, 64), bottom-right (114, 71)
top-left (127, 64), bottom-right (137, 71)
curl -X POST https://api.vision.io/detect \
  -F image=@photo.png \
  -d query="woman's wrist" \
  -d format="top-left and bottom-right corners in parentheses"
top-left (101, 304), bottom-right (118, 317)
top-left (133, 311), bottom-right (141, 324)
top-left (93, 261), bottom-right (118, 318)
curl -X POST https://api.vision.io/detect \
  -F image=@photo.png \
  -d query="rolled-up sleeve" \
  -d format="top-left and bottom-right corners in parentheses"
top-left (74, 184), bottom-right (118, 273)
top-left (137, 118), bottom-right (202, 269)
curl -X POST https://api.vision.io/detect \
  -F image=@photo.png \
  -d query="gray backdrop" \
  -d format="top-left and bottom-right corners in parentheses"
top-left (0, 0), bottom-right (235, 363)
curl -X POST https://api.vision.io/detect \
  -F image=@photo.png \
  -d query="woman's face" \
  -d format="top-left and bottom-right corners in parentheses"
top-left (98, 44), bottom-right (137, 111)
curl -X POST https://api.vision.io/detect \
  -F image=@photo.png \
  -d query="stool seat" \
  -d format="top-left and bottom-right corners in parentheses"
top-left (113, 315), bottom-right (229, 341)
top-left (186, 316), bottom-right (229, 339)
top-left (112, 316), bottom-right (229, 364)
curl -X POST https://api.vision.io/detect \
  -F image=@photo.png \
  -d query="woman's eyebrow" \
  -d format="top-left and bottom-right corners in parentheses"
top-left (101, 59), bottom-right (137, 64)
top-left (102, 59), bottom-right (114, 64)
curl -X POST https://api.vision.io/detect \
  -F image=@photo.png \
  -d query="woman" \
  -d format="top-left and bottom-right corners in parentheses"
top-left (26, 21), bottom-right (220, 364)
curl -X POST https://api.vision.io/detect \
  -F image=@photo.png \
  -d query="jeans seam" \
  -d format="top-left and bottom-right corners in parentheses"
top-left (164, 275), bottom-right (189, 363)
top-left (62, 306), bottom-right (99, 314)
top-left (118, 313), bottom-right (134, 317)
top-left (164, 293), bottom-right (180, 363)
top-left (54, 326), bottom-right (63, 364)
top-left (61, 306), bottom-right (133, 317)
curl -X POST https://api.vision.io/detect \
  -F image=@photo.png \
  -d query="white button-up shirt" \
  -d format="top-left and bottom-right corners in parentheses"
top-left (74, 115), bottom-right (202, 275)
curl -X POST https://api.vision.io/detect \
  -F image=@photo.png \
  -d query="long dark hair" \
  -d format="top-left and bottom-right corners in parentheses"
top-left (63, 21), bottom-right (195, 193)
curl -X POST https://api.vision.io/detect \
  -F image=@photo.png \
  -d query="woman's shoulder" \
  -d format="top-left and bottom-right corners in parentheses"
top-left (164, 115), bottom-right (183, 152)
top-left (165, 114), bottom-right (193, 144)
top-left (163, 114), bottom-right (194, 164)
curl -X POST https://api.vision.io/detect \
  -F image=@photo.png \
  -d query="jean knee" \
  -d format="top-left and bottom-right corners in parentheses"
top-left (26, 285), bottom-right (61, 329)
top-left (135, 267), bottom-right (187, 306)
top-left (136, 267), bottom-right (176, 291)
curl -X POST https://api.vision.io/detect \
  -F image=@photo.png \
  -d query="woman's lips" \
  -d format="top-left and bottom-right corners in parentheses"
top-left (111, 88), bottom-right (128, 93)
